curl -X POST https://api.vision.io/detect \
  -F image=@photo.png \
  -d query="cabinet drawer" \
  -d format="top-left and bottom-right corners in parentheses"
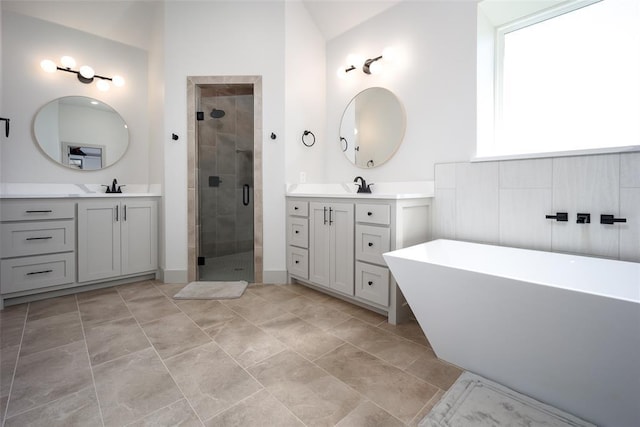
top-left (287, 217), bottom-right (308, 248)
top-left (1, 253), bottom-right (75, 294)
top-left (356, 204), bottom-right (390, 225)
top-left (287, 200), bottom-right (309, 217)
top-left (355, 261), bottom-right (389, 307)
top-left (287, 246), bottom-right (308, 279)
top-left (1, 220), bottom-right (75, 257)
top-left (1, 200), bottom-right (75, 221)
top-left (355, 225), bottom-right (390, 265)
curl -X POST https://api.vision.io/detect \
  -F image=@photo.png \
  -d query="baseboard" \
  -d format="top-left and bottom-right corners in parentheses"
top-left (262, 270), bottom-right (287, 284)
top-left (161, 268), bottom-right (188, 284)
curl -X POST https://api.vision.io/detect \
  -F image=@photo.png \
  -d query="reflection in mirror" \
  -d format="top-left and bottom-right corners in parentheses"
top-left (34, 96), bottom-right (129, 170)
top-left (339, 87), bottom-right (405, 168)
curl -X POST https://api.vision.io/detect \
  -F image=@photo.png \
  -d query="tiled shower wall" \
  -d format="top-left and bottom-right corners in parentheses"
top-left (433, 152), bottom-right (640, 262)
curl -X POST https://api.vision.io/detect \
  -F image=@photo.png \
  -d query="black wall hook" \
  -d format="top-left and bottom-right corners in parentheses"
top-left (172, 133), bottom-right (179, 141)
top-left (270, 132), bottom-right (276, 140)
top-left (302, 130), bottom-right (316, 147)
top-left (0, 118), bottom-right (9, 137)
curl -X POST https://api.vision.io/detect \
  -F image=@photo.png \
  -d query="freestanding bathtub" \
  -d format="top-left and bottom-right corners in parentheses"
top-left (384, 239), bottom-right (640, 427)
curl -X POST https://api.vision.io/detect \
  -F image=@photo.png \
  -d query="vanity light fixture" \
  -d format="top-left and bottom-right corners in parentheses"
top-left (337, 47), bottom-right (396, 78)
top-left (363, 47), bottom-right (396, 75)
top-left (363, 55), bottom-right (383, 74)
top-left (336, 64), bottom-right (357, 79)
top-left (40, 56), bottom-right (125, 91)
top-left (337, 53), bottom-right (365, 79)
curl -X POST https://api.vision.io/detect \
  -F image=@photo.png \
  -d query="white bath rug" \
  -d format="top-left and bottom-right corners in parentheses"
top-left (173, 281), bottom-right (248, 300)
top-left (420, 372), bottom-right (596, 427)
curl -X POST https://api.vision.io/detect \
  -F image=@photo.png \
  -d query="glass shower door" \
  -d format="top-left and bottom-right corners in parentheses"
top-left (197, 84), bottom-right (254, 282)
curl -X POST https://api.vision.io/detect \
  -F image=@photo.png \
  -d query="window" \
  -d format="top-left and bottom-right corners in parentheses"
top-left (478, 0), bottom-right (640, 159)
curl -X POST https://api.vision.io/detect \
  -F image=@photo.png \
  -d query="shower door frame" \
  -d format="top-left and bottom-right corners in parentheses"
top-left (187, 76), bottom-right (263, 283)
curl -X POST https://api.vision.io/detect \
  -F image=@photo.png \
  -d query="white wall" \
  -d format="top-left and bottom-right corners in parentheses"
top-left (325, 1), bottom-right (477, 184)
top-left (162, 1), bottom-right (286, 282)
top-left (0, 12), bottom-right (149, 184)
top-left (147, 2), bottom-right (166, 273)
top-left (285, 1), bottom-right (326, 184)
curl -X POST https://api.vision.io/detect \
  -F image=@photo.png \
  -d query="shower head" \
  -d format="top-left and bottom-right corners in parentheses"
top-left (210, 108), bottom-right (225, 119)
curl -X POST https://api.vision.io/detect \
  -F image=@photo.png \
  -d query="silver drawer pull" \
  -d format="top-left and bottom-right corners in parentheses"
top-left (26, 269), bottom-right (53, 276)
top-left (368, 242), bottom-right (373, 247)
top-left (26, 236), bottom-right (53, 241)
top-left (367, 281), bottom-right (373, 286)
top-left (25, 210), bottom-right (52, 213)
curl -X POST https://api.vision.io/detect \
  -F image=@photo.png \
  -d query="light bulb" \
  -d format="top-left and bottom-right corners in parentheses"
top-left (369, 60), bottom-right (383, 75)
top-left (97, 80), bottom-right (110, 91)
top-left (346, 53), bottom-right (364, 68)
top-left (79, 65), bottom-right (95, 79)
top-left (112, 75), bottom-right (125, 87)
top-left (60, 56), bottom-right (76, 68)
top-left (382, 46), bottom-right (396, 62)
top-left (40, 59), bottom-right (57, 73)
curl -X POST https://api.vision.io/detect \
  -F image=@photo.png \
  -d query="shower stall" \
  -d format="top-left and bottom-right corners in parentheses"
top-left (195, 84), bottom-right (255, 282)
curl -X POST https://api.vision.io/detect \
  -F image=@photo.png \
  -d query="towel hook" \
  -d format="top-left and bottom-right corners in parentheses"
top-left (302, 130), bottom-right (315, 147)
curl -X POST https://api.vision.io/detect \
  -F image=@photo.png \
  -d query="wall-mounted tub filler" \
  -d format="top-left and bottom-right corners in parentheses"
top-left (384, 239), bottom-right (640, 427)
top-left (545, 212), bottom-right (568, 221)
top-left (601, 214), bottom-right (627, 224)
top-left (576, 213), bottom-right (590, 224)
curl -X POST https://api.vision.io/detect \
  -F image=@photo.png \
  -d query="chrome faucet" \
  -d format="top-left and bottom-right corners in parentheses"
top-left (354, 176), bottom-right (372, 194)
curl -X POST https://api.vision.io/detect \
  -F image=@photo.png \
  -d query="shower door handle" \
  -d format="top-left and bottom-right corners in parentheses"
top-left (243, 184), bottom-right (250, 206)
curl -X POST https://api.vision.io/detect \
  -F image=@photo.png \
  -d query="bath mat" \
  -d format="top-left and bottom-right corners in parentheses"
top-left (173, 281), bottom-right (248, 300)
top-left (420, 372), bottom-right (595, 427)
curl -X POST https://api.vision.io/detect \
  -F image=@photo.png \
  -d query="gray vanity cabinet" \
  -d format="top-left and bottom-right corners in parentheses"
top-left (287, 195), bottom-right (432, 324)
top-left (0, 200), bottom-right (76, 295)
top-left (309, 202), bottom-right (354, 296)
top-left (0, 196), bottom-right (159, 307)
top-left (78, 199), bottom-right (157, 283)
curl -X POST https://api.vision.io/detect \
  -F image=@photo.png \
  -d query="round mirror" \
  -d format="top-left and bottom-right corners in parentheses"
top-left (34, 96), bottom-right (129, 170)
top-left (339, 87), bottom-right (405, 168)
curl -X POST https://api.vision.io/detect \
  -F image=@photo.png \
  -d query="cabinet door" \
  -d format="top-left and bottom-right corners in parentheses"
top-left (309, 202), bottom-right (330, 287)
top-left (78, 201), bottom-right (121, 282)
top-left (329, 203), bottom-right (354, 295)
top-left (121, 200), bottom-right (158, 275)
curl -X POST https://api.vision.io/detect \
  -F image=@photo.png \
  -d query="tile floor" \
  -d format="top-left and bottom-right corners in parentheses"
top-left (0, 281), bottom-right (462, 427)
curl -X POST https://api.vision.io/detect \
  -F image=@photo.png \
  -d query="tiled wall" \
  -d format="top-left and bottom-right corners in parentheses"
top-left (433, 152), bottom-right (640, 262)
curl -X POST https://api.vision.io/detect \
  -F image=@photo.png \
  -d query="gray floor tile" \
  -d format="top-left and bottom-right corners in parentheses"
top-left (7, 340), bottom-right (93, 418)
top-left (93, 347), bottom-right (183, 427)
top-left (3, 386), bottom-right (101, 427)
top-left (85, 316), bottom-right (150, 366)
top-left (164, 342), bottom-right (262, 420)
top-left (140, 312), bottom-right (211, 360)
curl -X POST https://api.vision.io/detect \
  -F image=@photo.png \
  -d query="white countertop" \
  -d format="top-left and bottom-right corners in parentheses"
top-left (0, 183), bottom-right (161, 198)
top-left (285, 181), bottom-right (434, 200)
